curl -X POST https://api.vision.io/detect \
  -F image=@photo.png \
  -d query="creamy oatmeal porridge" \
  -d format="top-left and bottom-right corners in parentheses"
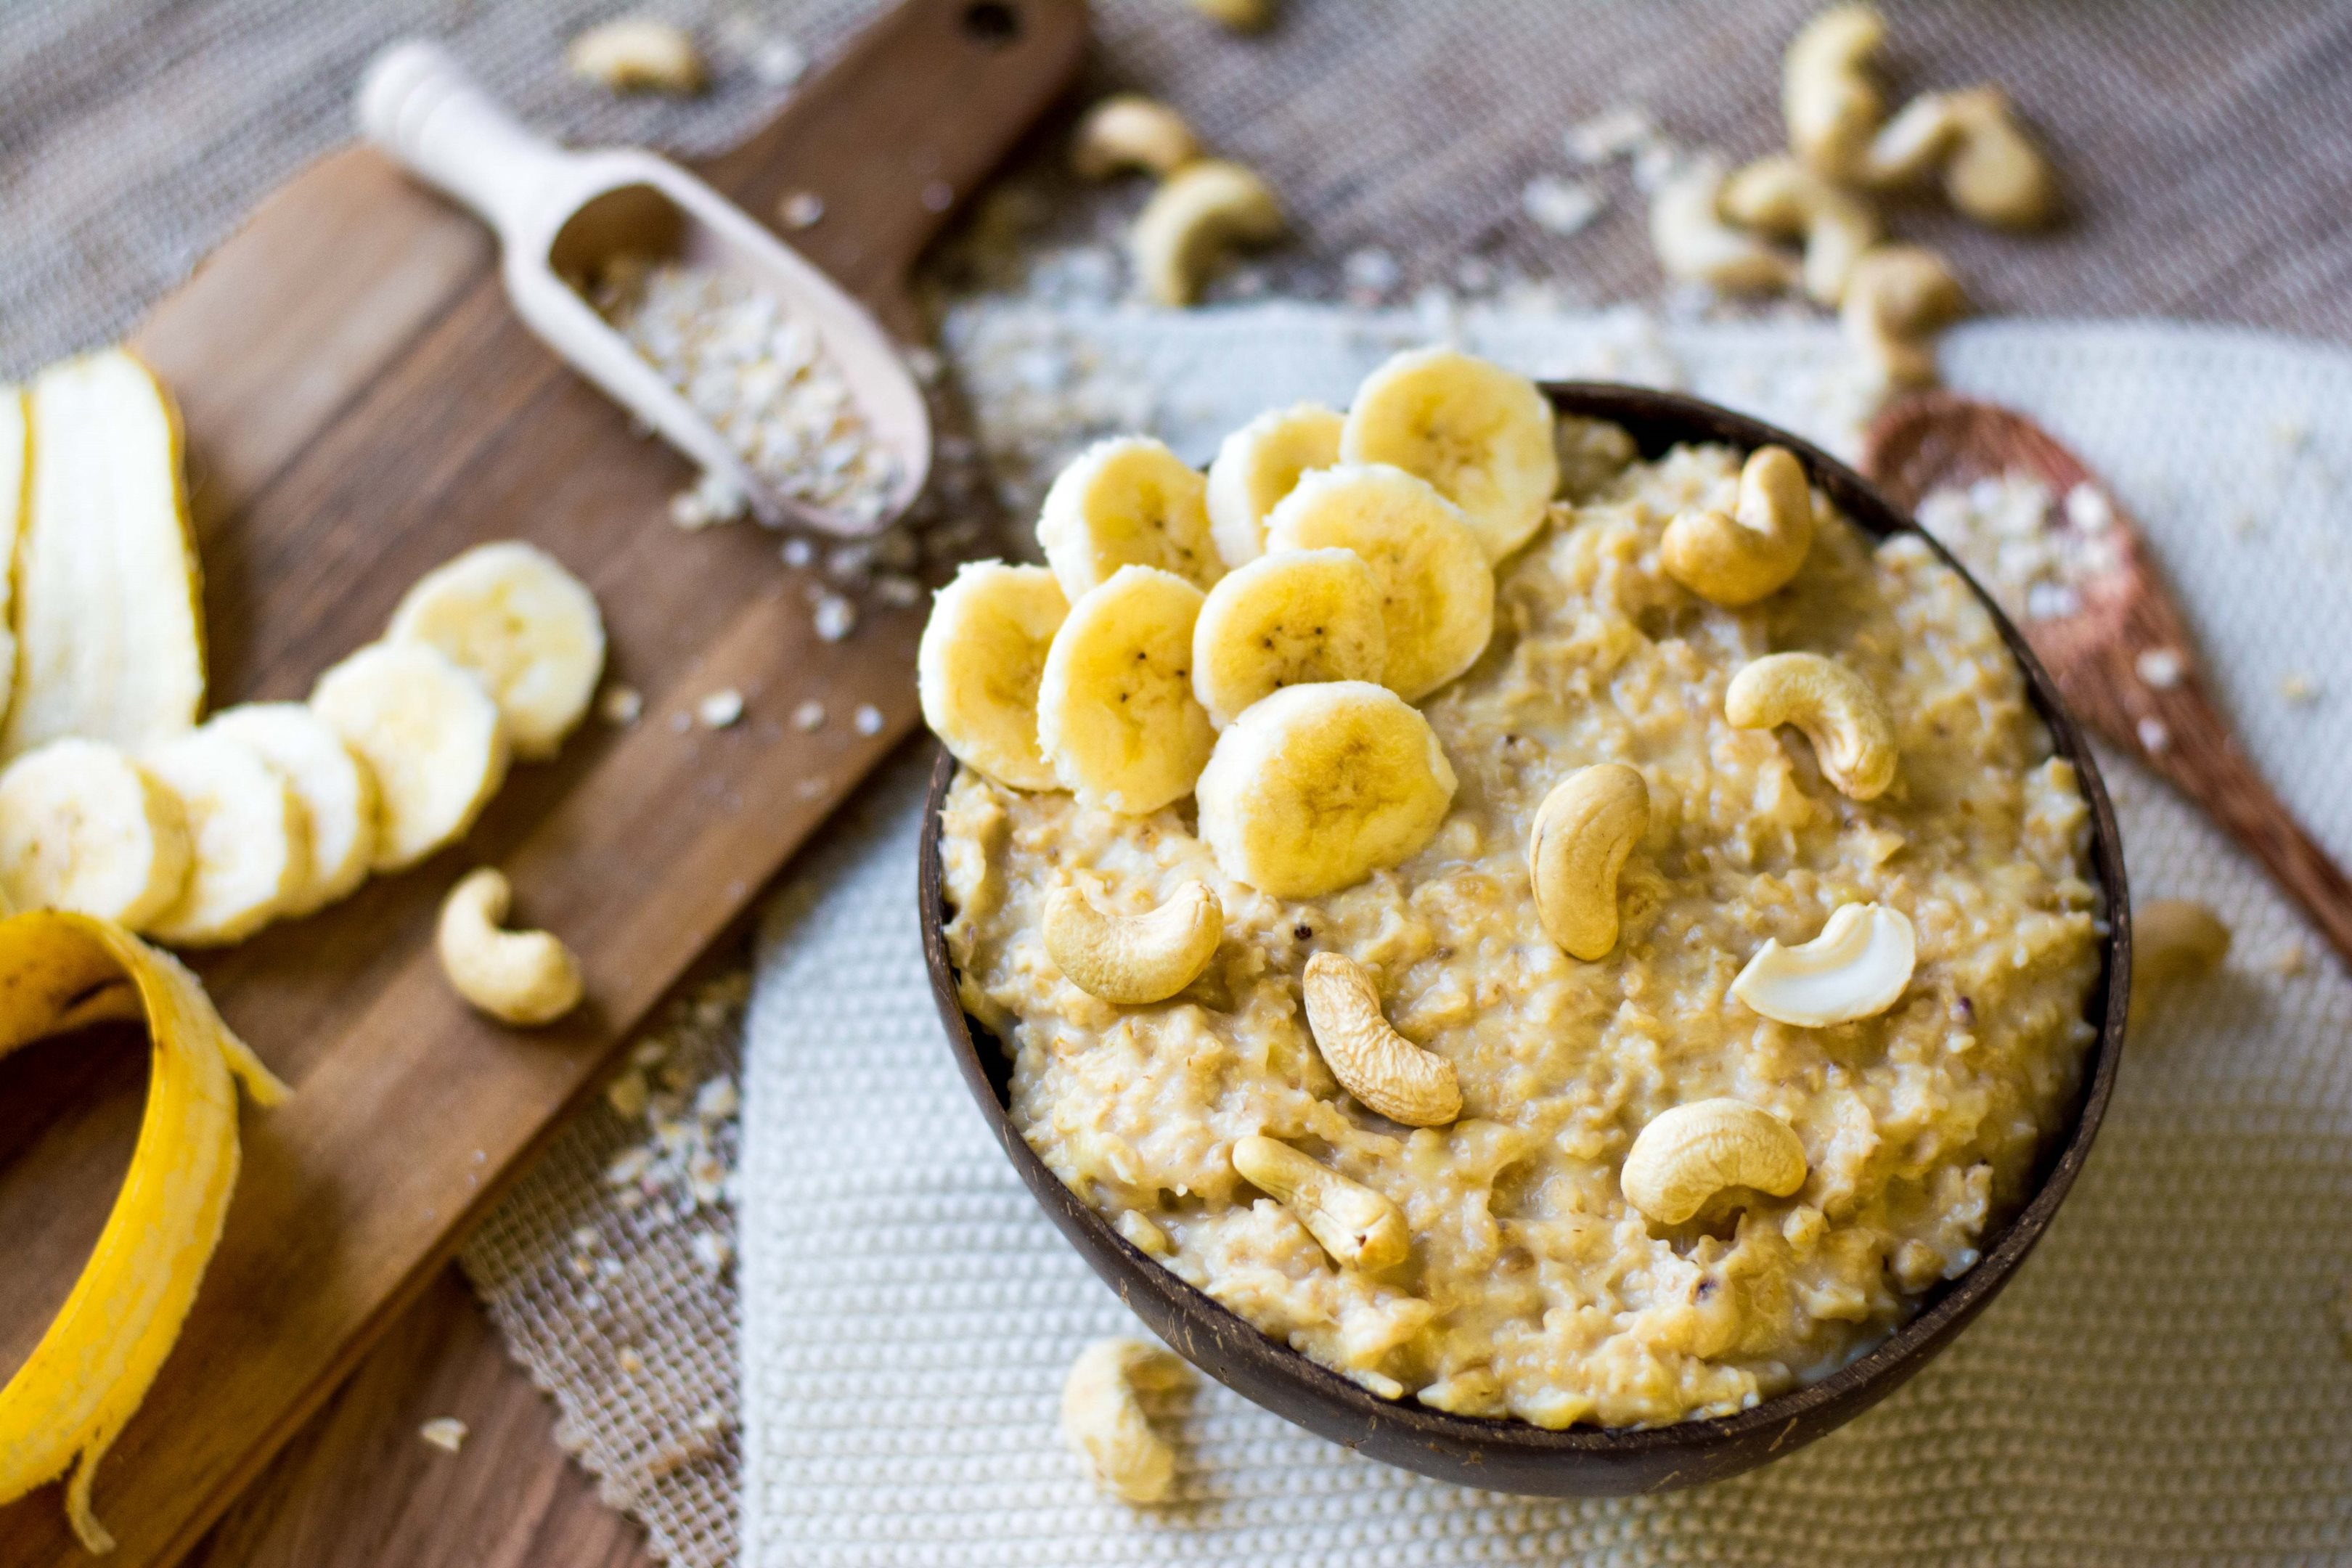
top-left (931, 381), bottom-right (2101, 1431)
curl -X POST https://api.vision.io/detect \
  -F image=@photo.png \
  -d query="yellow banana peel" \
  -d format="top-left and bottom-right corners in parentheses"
top-left (0, 911), bottom-right (285, 1553)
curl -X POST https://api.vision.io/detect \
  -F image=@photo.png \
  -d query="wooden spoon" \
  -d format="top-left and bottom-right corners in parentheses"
top-left (1863, 391), bottom-right (2352, 963)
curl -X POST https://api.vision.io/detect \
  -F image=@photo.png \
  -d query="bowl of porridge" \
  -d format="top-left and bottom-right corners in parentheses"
top-left (917, 359), bottom-right (2128, 1496)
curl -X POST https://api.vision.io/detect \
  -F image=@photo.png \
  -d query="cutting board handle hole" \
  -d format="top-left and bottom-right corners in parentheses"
top-left (960, 1), bottom-right (1022, 46)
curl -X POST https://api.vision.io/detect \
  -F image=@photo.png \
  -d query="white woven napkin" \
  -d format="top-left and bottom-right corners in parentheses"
top-left (739, 306), bottom-right (2352, 1567)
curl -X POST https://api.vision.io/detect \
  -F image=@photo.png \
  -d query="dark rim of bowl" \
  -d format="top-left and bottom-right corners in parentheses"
top-left (917, 381), bottom-right (2131, 1477)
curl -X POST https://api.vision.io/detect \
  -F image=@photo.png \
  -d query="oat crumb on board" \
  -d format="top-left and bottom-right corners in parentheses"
top-left (696, 688), bottom-right (745, 729)
top-left (418, 1418), bottom-right (468, 1453)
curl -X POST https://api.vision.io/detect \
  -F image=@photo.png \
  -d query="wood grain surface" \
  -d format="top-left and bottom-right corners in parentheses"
top-left (0, 1), bottom-right (1085, 1561)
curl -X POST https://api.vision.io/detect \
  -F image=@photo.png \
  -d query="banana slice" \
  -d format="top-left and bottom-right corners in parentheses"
top-left (1339, 346), bottom-right (1559, 561)
top-left (1262, 464), bottom-right (1494, 703)
top-left (1191, 548), bottom-right (1387, 727)
top-left (918, 560), bottom-right (1069, 791)
top-left (4, 348), bottom-right (205, 757)
top-left (386, 540), bottom-right (605, 761)
top-left (311, 642), bottom-right (511, 871)
top-left (1035, 565), bottom-right (1215, 814)
top-left (1196, 680), bottom-right (1456, 898)
top-left (142, 729), bottom-right (310, 947)
top-left (0, 738), bottom-right (191, 926)
top-left (1036, 436), bottom-right (1224, 601)
top-left (1206, 402), bottom-right (1344, 567)
top-left (205, 703), bottom-right (381, 915)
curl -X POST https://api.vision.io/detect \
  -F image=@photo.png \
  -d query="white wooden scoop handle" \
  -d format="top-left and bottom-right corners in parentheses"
top-left (357, 41), bottom-right (579, 244)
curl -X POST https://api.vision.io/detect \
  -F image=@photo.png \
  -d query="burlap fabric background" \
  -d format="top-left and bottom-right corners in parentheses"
top-left (4, 3), bottom-right (2350, 1564)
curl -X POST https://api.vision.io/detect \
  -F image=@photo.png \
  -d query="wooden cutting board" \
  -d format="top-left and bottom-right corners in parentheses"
top-left (0, 1), bottom-right (1084, 1561)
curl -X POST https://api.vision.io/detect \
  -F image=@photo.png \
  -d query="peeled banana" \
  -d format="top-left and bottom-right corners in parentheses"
top-left (1195, 679), bottom-right (1456, 898)
top-left (1340, 346), bottom-right (1560, 562)
top-left (1035, 565), bottom-right (1217, 814)
top-left (918, 560), bottom-right (1069, 791)
top-left (1205, 402), bottom-right (1343, 567)
top-left (1037, 436), bottom-right (1225, 601)
top-left (0, 912), bottom-right (285, 1553)
top-left (311, 642), bottom-right (511, 871)
top-left (1262, 464), bottom-right (1495, 703)
top-left (386, 541), bottom-right (606, 761)
top-left (0, 738), bottom-right (192, 928)
top-left (1191, 547), bottom-right (1387, 727)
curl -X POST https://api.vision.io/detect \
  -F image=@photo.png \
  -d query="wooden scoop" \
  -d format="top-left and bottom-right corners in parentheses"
top-left (357, 39), bottom-right (929, 536)
top-left (1864, 391), bottom-right (2352, 963)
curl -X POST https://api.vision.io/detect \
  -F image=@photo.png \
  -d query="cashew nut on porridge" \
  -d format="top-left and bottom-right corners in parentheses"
top-left (922, 348), bottom-right (2102, 1429)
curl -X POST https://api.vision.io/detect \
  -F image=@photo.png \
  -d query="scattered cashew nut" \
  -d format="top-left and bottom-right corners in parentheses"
top-left (1131, 160), bottom-right (1285, 307)
top-left (1230, 1133), bottom-right (1409, 1271)
top-left (1302, 952), bottom-right (1461, 1126)
top-left (1044, 879), bottom-right (1222, 1004)
top-left (1782, 5), bottom-right (1887, 179)
top-left (1529, 763), bottom-right (1650, 961)
top-left (1649, 156), bottom-right (1802, 295)
top-left (1621, 1098), bottom-right (1809, 1226)
top-left (1862, 87), bottom-right (2057, 229)
top-left (1731, 902), bottom-right (1917, 1026)
top-left (565, 17), bottom-right (706, 95)
top-left (1720, 154), bottom-right (1881, 305)
top-left (437, 867), bottom-right (584, 1026)
top-left (1726, 652), bottom-right (1899, 801)
top-left (1841, 243), bottom-right (1967, 388)
top-left (1061, 1337), bottom-right (1191, 1503)
top-left (2128, 897), bottom-right (2231, 1017)
top-left (1661, 444), bottom-right (1817, 607)
top-left (1071, 94), bottom-right (1201, 181)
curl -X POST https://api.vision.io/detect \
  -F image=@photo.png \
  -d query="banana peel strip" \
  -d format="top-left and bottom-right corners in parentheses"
top-left (0, 912), bottom-right (285, 1553)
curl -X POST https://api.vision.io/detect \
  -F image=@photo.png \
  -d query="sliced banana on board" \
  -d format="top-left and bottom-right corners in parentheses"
top-left (1037, 436), bottom-right (1225, 601)
top-left (311, 642), bottom-right (511, 871)
top-left (918, 560), bottom-right (1069, 791)
top-left (1262, 464), bottom-right (1494, 703)
top-left (0, 738), bottom-right (191, 927)
top-left (1340, 346), bottom-right (1559, 563)
top-left (3, 348), bottom-right (205, 758)
top-left (1205, 402), bottom-right (1344, 568)
top-left (1035, 565), bottom-right (1216, 814)
top-left (142, 729), bottom-right (311, 947)
top-left (387, 540), bottom-right (605, 761)
top-left (1195, 679), bottom-right (1456, 898)
top-left (1191, 547), bottom-right (1387, 727)
top-left (204, 703), bottom-right (381, 915)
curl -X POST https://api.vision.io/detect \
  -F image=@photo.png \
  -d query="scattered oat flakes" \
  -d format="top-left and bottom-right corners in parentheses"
top-left (692, 1405), bottom-right (728, 1434)
top-left (605, 1067), bottom-right (650, 1118)
top-left (1565, 106), bottom-right (1655, 165)
top-left (812, 593), bottom-right (859, 642)
top-left (853, 703), bottom-right (885, 735)
top-left (874, 572), bottom-right (923, 608)
top-left (696, 687), bottom-right (746, 728)
top-left (1522, 175), bottom-right (1605, 236)
top-left (617, 1345), bottom-right (648, 1378)
top-left (2134, 648), bottom-right (2185, 689)
top-left (600, 685), bottom-right (645, 726)
top-left (669, 469), bottom-right (748, 529)
top-left (791, 700), bottom-right (827, 731)
top-left (779, 190), bottom-right (826, 229)
top-left (2281, 672), bottom-right (2321, 706)
top-left (2136, 716), bottom-right (2171, 754)
top-left (695, 1076), bottom-right (739, 1120)
top-left (748, 34), bottom-right (807, 86)
top-left (2272, 939), bottom-right (2311, 978)
top-left (418, 1417), bottom-right (468, 1453)
top-left (691, 1230), bottom-right (734, 1274)
top-left (781, 536), bottom-right (817, 568)
top-left (607, 1148), bottom-right (656, 1187)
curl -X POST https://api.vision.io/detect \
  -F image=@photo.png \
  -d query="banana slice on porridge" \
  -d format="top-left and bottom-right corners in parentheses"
top-left (1035, 565), bottom-right (1216, 814)
top-left (1195, 679), bottom-right (1455, 897)
top-left (1037, 436), bottom-right (1224, 600)
top-left (918, 561), bottom-right (1069, 791)
top-left (1191, 548), bottom-right (1387, 727)
top-left (1339, 346), bottom-right (1559, 562)
top-left (1205, 401), bottom-right (1344, 567)
top-left (1263, 464), bottom-right (1494, 703)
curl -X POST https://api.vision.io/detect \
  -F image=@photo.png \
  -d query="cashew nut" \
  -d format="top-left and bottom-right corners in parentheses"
top-left (565, 17), bottom-right (706, 95)
top-left (1230, 1134), bottom-right (1409, 1271)
top-left (1528, 764), bottom-right (1649, 961)
top-left (1301, 952), bottom-right (1461, 1126)
top-left (436, 867), bottom-right (584, 1026)
top-left (1841, 244), bottom-right (1966, 388)
top-left (1720, 155), bottom-right (1881, 306)
top-left (1782, 5), bottom-right (1886, 179)
top-left (2128, 897), bottom-right (2231, 1016)
top-left (1725, 651), bottom-right (1898, 800)
top-left (1130, 160), bottom-right (1283, 307)
top-left (1661, 444), bottom-right (1817, 608)
top-left (1649, 157), bottom-right (1802, 295)
top-left (1621, 1098), bottom-right (1809, 1225)
top-left (1071, 94), bottom-right (1201, 181)
top-left (1862, 87), bottom-right (2057, 229)
top-left (1731, 902), bottom-right (1917, 1026)
top-left (1043, 880), bottom-right (1222, 1004)
top-left (1061, 1337), bottom-right (1190, 1503)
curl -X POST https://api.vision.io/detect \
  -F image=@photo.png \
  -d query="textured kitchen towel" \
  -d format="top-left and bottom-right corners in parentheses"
top-left (738, 306), bottom-right (2352, 1568)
